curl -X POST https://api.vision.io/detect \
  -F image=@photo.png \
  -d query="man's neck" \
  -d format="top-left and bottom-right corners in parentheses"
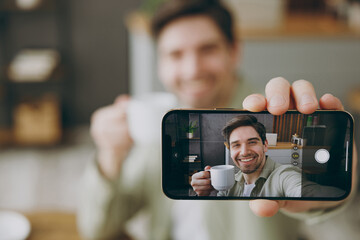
top-left (211, 76), bottom-right (238, 108)
top-left (243, 172), bottom-right (259, 185)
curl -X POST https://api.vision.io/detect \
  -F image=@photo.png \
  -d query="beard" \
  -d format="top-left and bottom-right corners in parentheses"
top-left (237, 154), bottom-right (264, 174)
top-left (240, 161), bottom-right (263, 174)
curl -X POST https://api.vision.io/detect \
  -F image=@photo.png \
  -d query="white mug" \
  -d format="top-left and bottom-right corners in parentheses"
top-left (209, 165), bottom-right (235, 191)
top-left (127, 92), bottom-right (177, 145)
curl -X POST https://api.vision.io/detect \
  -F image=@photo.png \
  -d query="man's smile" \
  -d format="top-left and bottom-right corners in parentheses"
top-left (180, 78), bottom-right (214, 95)
top-left (237, 155), bottom-right (257, 164)
top-left (240, 157), bottom-right (254, 162)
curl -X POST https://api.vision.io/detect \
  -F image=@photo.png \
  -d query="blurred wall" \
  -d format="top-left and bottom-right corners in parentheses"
top-left (240, 38), bottom-right (360, 105)
top-left (70, 0), bottom-right (141, 124)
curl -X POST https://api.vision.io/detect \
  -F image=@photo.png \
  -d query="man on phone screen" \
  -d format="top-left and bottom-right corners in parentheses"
top-left (197, 115), bottom-right (302, 197)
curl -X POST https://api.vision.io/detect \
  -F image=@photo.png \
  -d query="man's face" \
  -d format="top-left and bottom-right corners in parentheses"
top-left (157, 15), bottom-right (239, 108)
top-left (229, 126), bottom-right (268, 174)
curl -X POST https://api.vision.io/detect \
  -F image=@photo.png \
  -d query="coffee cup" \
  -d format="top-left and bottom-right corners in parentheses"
top-left (208, 165), bottom-right (235, 191)
top-left (127, 92), bottom-right (177, 145)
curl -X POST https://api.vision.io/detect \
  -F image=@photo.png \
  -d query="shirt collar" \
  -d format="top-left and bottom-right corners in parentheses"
top-left (234, 156), bottom-right (277, 184)
top-left (257, 156), bottom-right (277, 181)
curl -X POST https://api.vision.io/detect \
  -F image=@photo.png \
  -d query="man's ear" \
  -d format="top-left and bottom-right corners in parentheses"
top-left (264, 139), bottom-right (268, 152)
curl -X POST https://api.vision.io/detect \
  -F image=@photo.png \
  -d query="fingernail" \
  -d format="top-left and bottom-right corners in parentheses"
top-left (269, 95), bottom-right (286, 107)
top-left (300, 94), bottom-right (315, 106)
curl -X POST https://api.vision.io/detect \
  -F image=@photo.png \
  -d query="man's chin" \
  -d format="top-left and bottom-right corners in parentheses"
top-left (241, 169), bottom-right (257, 174)
top-left (236, 160), bottom-right (258, 174)
top-left (180, 95), bottom-right (214, 108)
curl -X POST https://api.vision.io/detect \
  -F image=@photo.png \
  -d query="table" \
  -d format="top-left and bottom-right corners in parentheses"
top-left (24, 212), bottom-right (81, 240)
top-left (23, 212), bottom-right (134, 240)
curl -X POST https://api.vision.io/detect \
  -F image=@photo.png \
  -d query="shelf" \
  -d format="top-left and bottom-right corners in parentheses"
top-left (4, 64), bottom-right (65, 84)
top-left (240, 13), bottom-right (358, 40)
top-left (0, 0), bottom-right (57, 14)
top-left (180, 137), bottom-right (200, 140)
top-left (0, 128), bottom-right (11, 146)
top-left (268, 142), bottom-right (302, 149)
top-left (0, 0), bottom-right (72, 141)
top-left (126, 12), bottom-right (360, 40)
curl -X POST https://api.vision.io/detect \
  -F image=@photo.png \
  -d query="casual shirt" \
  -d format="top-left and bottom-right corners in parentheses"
top-left (77, 79), bottom-right (351, 240)
top-left (242, 183), bottom-right (256, 197)
top-left (218, 157), bottom-right (302, 197)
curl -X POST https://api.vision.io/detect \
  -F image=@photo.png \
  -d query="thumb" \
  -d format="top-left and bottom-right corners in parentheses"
top-left (249, 200), bottom-right (280, 217)
top-left (204, 165), bottom-right (211, 171)
top-left (113, 95), bottom-right (131, 115)
top-left (114, 94), bottom-right (130, 107)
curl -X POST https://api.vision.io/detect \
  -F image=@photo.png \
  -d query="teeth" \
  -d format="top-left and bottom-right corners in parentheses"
top-left (240, 157), bottom-right (253, 162)
top-left (185, 80), bottom-right (208, 89)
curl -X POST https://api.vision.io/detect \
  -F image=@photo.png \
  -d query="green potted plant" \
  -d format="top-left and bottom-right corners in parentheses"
top-left (183, 121), bottom-right (198, 139)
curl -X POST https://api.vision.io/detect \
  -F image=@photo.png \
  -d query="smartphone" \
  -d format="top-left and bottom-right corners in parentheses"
top-left (162, 109), bottom-right (354, 200)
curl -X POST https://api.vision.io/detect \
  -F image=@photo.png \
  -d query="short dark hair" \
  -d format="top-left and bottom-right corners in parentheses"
top-left (151, 0), bottom-right (235, 44)
top-left (222, 115), bottom-right (266, 146)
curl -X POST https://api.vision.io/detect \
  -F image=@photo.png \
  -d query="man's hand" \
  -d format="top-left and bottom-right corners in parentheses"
top-left (90, 95), bottom-right (134, 180)
top-left (242, 77), bottom-right (351, 217)
top-left (191, 166), bottom-right (214, 196)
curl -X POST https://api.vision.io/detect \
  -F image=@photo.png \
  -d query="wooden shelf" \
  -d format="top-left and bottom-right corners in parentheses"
top-left (240, 13), bottom-right (358, 40)
top-left (0, 0), bottom-right (57, 13)
top-left (268, 142), bottom-right (302, 149)
top-left (268, 142), bottom-right (330, 150)
top-left (4, 64), bottom-right (65, 84)
top-left (126, 12), bottom-right (360, 40)
top-left (0, 128), bottom-right (11, 146)
top-left (0, 0), bottom-right (72, 139)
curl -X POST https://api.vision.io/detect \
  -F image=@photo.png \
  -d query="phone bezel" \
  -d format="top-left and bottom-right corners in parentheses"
top-left (161, 109), bottom-right (354, 201)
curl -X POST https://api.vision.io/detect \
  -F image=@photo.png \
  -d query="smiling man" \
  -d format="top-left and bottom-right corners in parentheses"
top-left (220, 115), bottom-right (301, 197)
top-left (156, 14), bottom-right (239, 108)
top-left (191, 115), bottom-right (302, 197)
top-left (78, 0), bottom-right (354, 239)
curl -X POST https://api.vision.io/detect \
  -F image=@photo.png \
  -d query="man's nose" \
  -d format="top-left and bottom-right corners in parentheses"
top-left (182, 53), bottom-right (202, 80)
top-left (240, 144), bottom-right (250, 156)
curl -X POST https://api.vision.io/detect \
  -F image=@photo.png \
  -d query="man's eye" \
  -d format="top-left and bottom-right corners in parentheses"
top-left (231, 144), bottom-right (240, 149)
top-left (201, 46), bottom-right (215, 54)
top-left (248, 141), bottom-right (257, 145)
top-left (169, 52), bottom-right (182, 60)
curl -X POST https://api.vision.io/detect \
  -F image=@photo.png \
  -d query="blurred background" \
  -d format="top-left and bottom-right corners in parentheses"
top-left (0, 0), bottom-right (359, 239)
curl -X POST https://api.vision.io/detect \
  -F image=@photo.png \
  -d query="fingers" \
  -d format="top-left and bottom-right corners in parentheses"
top-left (249, 77), bottom-right (328, 115)
top-left (90, 95), bottom-right (133, 150)
top-left (100, 95), bottom-right (131, 122)
top-left (114, 94), bottom-right (130, 105)
top-left (278, 200), bottom-right (344, 214)
top-left (291, 80), bottom-right (319, 114)
top-left (319, 93), bottom-right (344, 110)
top-left (249, 199), bottom-right (343, 217)
top-left (265, 77), bottom-right (291, 115)
top-left (204, 165), bottom-right (211, 171)
top-left (113, 94), bottom-right (131, 115)
top-left (249, 200), bottom-right (280, 217)
top-left (248, 199), bottom-right (337, 217)
top-left (192, 179), bottom-right (212, 190)
top-left (191, 169), bottom-right (212, 196)
top-left (192, 170), bottom-right (210, 179)
top-left (243, 94), bottom-right (266, 112)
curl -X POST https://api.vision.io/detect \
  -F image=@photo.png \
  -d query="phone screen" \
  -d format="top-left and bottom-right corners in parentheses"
top-left (162, 110), bottom-right (353, 200)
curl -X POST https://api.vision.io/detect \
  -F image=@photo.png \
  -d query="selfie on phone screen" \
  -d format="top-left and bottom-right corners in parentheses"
top-left (162, 110), bottom-right (353, 200)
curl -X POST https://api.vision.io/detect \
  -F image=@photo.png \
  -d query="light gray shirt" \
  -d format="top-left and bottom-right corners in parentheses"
top-left (218, 157), bottom-right (302, 197)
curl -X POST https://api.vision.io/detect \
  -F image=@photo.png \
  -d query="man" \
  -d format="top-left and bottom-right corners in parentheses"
top-left (77, 0), bottom-right (354, 239)
top-left (192, 115), bottom-right (302, 197)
